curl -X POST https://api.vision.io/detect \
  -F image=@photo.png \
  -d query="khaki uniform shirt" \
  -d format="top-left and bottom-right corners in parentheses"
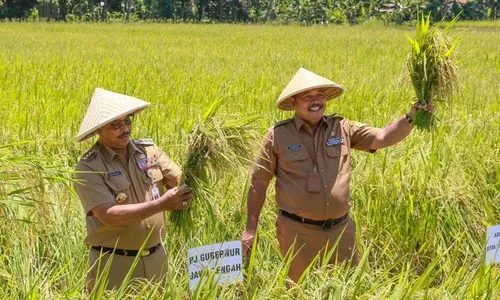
top-left (74, 139), bottom-right (181, 250)
top-left (251, 115), bottom-right (380, 220)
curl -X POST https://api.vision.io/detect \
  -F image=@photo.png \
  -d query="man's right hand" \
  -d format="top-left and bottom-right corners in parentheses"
top-left (242, 178), bottom-right (270, 257)
top-left (160, 185), bottom-right (193, 211)
top-left (241, 229), bottom-right (256, 257)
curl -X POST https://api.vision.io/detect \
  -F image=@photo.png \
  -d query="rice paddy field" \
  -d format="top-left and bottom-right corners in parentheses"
top-left (1, 21), bottom-right (500, 299)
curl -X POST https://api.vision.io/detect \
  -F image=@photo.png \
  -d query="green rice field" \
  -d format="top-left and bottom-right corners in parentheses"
top-left (1, 21), bottom-right (499, 298)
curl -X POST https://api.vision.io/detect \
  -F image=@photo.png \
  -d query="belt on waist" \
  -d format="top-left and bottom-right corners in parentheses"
top-left (91, 243), bottom-right (161, 257)
top-left (279, 210), bottom-right (348, 229)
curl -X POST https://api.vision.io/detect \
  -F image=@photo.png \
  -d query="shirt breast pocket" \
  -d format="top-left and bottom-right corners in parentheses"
top-left (282, 150), bottom-right (309, 177)
top-left (284, 150), bottom-right (308, 162)
top-left (141, 167), bottom-right (164, 185)
top-left (140, 167), bottom-right (164, 202)
top-left (139, 167), bottom-right (165, 192)
top-left (325, 145), bottom-right (350, 175)
top-left (104, 176), bottom-right (131, 203)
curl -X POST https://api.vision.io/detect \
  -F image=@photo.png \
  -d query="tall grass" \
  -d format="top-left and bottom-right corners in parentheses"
top-left (0, 22), bottom-right (499, 298)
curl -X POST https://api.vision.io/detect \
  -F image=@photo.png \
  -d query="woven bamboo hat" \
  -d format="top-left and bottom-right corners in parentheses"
top-left (75, 88), bottom-right (150, 142)
top-left (276, 68), bottom-right (344, 111)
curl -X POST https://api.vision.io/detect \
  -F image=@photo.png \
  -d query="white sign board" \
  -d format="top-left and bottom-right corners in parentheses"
top-left (485, 224), bottom-right (500, 265)
top-left (187, 241), bottom-right (243, 290)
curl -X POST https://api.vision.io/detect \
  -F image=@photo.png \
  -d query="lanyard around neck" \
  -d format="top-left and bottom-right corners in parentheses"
top-left (297, 123), bottom-right (323, 173)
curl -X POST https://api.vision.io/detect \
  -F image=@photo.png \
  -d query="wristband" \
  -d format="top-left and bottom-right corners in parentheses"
top-left (405, 113), bottom-right (413, 125)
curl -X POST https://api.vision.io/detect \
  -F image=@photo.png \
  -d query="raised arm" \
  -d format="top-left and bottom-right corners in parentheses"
top-left (370, 103), bottom-right (434, 150)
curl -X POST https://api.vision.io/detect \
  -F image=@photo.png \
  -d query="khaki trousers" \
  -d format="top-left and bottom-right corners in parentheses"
top-left (87, 245), bottom-right (167, 291)
top-left (276, 213), bottom-right (358, 282)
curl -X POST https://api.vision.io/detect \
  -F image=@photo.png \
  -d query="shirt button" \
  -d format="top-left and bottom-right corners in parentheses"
top-left (336, 150), bottom-right (340, 154)
top-left (324, 185), bottom-right (327, 189)
top-left (294, 155), bottom-right (298, 159)
top-left (326, 203), bottom-right (330, 206)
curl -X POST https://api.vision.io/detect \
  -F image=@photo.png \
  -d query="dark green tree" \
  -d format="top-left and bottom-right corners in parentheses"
top-left (1, 0), bottom-right (38, 18)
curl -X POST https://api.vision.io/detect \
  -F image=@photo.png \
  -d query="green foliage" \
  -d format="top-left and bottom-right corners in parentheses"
top-left (2, 0), bottom-right (500, 23)
top-left (29, 7), bottom-right (39, 19)
top-left (327, 7), bottom-right (347, 24)
top-left (0, 0), bottom-right (38, 19)
top-left (0, 23), bottom-right (499, 298)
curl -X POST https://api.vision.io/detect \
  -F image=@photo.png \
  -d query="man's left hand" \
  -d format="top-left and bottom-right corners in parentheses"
top-left (408, 101), bottom-right (435, 119)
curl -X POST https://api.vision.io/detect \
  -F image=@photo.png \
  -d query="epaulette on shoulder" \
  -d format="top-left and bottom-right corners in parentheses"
top-left (327, 114), bottom-right (344, 120)
top-left (273, 118), bottom-right (293, 128)
top-left (133, 138), bottom-right (155, 146)
top-left (81, 144), bottom-right (100, 161)
top-left (348, 120), bottom-right (368, 128)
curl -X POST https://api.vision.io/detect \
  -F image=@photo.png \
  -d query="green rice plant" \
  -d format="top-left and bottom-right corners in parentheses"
top-left (0, 22), bottom-right (499, 299)
top-left (0, 141), bottom-right (73, 219)
top-left (405, 13), bottom-right (461, 130)
top-left (169, 99), bottom-right (260, 231)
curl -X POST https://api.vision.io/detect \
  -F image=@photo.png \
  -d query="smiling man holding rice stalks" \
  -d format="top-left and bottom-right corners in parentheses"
top-left (242, 67), bottom-right (433, 283)
top-left (74, 88), bottom-right (193, 292)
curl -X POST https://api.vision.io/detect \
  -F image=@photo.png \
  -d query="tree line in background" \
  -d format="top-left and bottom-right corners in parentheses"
top-left (1, 0), bottom-right (499, 24)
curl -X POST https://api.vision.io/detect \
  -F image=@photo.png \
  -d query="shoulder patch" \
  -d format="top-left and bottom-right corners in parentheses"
top-left (327, 114), bottom-right (344, 120)
top-left (273, 118), bottom-right (293, 128)
top-left (81, 146), bottom-right (99, 161)
top-left (133, 138), bottom-right (155, 146)
top-left (348, 120), bottom-right (367, 128)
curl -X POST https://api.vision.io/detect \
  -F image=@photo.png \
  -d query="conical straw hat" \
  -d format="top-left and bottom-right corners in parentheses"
top-left (75, 88), bottom-right (151, 142)
top-left (276, 68), bottom-right (344, 111)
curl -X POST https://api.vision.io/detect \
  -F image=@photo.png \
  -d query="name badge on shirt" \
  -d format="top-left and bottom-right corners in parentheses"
top-left (326, 138), bottom-right (344, 147)
top-left (287, 144), bottom-right (303, 151)
top-left (107, 171), bottom-right (122, 178)
top-left (152, 184), bottom-right (160, 200)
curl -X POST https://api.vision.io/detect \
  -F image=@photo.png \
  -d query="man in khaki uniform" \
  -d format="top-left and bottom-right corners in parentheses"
top-left (241, 68), bottom-right (433, 282)
top-left (74, 88), bottom-right (193, 291)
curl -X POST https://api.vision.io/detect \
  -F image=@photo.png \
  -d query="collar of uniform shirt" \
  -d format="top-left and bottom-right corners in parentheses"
top-left (292, 114), bottom-right (327, 135)
top-left (99, 141), bottom-right (142, 163)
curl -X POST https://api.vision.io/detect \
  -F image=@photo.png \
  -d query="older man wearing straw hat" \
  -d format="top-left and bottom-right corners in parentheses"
top-left (242, 68), bottom-right (432, 282)
top-left (74, 88), bottom-right (193, 291)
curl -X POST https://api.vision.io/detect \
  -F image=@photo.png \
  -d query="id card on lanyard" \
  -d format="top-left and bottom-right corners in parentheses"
top-left (297, 126), bottom-right (323, 193)
top-left (307, 171), bottom-right (322, 192)
top-left (152, 183), bottom-right (161, 200)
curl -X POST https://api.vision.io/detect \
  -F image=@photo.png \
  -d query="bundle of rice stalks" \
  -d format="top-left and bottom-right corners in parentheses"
top-left (405, 13), bottom-right (461, 130)
top-left (169, 99), bottom-right (260, 231)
